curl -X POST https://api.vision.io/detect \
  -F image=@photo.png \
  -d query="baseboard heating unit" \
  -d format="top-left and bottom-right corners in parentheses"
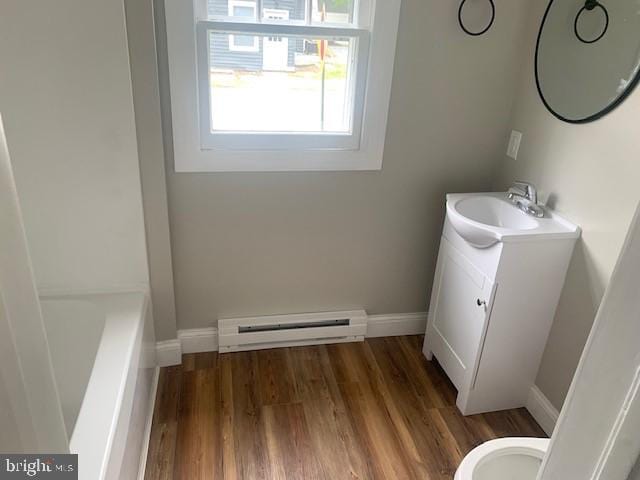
top-left (218, 310), bottom-right (368, 353)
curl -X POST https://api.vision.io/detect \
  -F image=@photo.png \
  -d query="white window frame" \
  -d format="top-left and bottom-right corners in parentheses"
top-left (227, 0), bottom-right (260, 52)
top-left (164, 0), bottom-right (402, 172)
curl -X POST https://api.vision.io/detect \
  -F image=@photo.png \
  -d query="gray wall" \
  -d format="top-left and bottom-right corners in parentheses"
top-left (155, 0), bottom-right (530, 330)
top-left (0, 0), bottom-right (149, 295)
top-left (0, 372), bottom-right (22, 452)
top-left (629, 455), bottom-right (640, 480)
top-left (494, 1), bottom-right (640, 410)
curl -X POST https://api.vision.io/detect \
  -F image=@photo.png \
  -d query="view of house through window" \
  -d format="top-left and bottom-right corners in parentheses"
top-left (206, 0), bottom-right (358, 134)
top-left (227, 1), bottom-right (259, 51)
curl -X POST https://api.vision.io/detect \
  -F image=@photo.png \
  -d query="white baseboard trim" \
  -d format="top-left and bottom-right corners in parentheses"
top-left (367, 312), bottom-right (428, 338)
top-left (137, 366), bottom-right (159, 480)
top-left (156, 339), bottom-right (181, 367)
top-left (155, 329), bottom-right (218, 366)
top-left (526, 385), bottom-right (560, 436)
top-left (179, 327), bottom-right (218, 354)
top-left (156, 311), bottom-right (428, 366)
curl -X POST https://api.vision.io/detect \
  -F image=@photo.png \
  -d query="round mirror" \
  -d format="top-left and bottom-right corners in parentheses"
top-left (536, 0), bottom-right (640, 123)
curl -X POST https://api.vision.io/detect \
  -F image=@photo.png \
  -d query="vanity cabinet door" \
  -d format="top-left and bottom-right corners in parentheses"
top-left (425, 238), bottom-right (495, 391)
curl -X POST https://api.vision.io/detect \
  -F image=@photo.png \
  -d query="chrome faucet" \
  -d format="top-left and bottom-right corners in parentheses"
top-left (507, 181), bottom-right (544, 218)
top-left (508, 181), bottom-right (537, 203)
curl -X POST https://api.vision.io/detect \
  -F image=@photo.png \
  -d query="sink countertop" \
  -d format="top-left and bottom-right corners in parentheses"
top-left (446, 192), bottom-right (581, 246)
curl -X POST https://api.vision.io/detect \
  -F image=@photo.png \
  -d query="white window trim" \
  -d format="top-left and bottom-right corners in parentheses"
top-left (227, 0), bottom-right (260, 52)
top-left (164, 0), bottom-right (401, 172)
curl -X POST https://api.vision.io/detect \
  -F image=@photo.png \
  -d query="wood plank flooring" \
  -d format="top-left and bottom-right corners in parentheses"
top-left (144, 336), bottom-right (545, 480)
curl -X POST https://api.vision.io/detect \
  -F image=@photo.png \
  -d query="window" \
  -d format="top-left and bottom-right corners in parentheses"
top-left (199, 0), bottom-right (369, 150)
top-left (164, 0), bottom-right (401, 172)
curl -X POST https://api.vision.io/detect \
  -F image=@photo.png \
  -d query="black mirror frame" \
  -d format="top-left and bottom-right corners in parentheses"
top-left (535, 0), bottom-right (640, 124)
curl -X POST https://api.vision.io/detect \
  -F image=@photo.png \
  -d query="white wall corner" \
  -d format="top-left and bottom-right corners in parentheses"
top-left (526, 385), bottom-right (560, 436)
top-left (155, 339), bottom-right (182, 367)
top-left (367, 312), bottom-right (428, 338)
top-left (178, 327), bottom-right (218, 354)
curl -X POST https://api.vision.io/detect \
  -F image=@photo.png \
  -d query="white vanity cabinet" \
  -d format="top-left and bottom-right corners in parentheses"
top-left (424, 193), bottom-right (580, 416)
top-left (426, 239), bottom-right (495, 392)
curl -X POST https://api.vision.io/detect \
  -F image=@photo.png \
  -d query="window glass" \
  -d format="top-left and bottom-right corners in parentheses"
top-left (206, 0), bottom-right (357, 25)
top-left (208, 0), bottom-right (225, 18)
top-left (312, 0), bottom-right (355, 25)
top-left (262, 0), bottom-right (306, 22)
top-left (231, 34), bottom-right (258, 49)
top-left (208, 0), bottom-right (308, 23)
top-left (208, 32), bottom-right (354, 133)
top-left (232, 5), bottom-right (255, 17)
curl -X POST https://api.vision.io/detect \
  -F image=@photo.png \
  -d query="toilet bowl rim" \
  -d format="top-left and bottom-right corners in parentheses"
top-left (455, 437), bottom-right (550, 479)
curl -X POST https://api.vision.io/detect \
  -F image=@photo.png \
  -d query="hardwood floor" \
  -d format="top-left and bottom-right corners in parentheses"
top-left (144, 336), bottom-right (545, 480)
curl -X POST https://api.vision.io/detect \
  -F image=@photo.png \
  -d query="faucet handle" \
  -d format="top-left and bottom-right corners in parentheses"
top-left (508, 184), bottom-right (527, 195)
top-left (507, 184), bottom-right (527, 201)
top-left (513, 181), bottom-right (538, 204)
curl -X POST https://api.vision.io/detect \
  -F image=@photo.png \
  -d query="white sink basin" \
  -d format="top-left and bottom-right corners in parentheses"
top-left (446, 193), bottom-right (580, 248)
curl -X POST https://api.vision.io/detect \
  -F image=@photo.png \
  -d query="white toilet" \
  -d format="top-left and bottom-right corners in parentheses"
top-left (455, 437), bottom-right (550, 480)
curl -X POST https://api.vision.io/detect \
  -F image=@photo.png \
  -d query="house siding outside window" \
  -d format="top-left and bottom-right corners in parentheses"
top-left (208, 0), bottom-right (308, 71)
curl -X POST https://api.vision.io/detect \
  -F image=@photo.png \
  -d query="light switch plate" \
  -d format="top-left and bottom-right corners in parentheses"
top-left (507, 130), bottom-right (522, 160)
